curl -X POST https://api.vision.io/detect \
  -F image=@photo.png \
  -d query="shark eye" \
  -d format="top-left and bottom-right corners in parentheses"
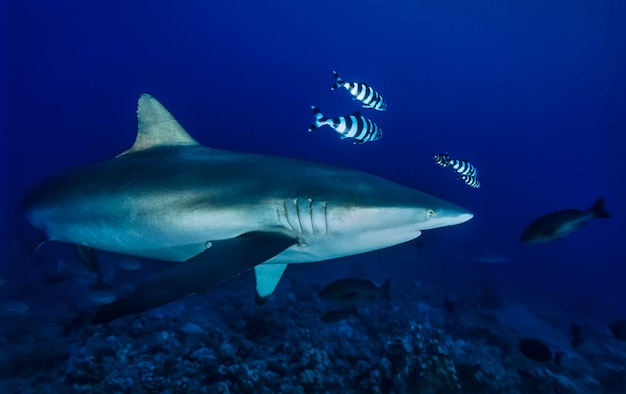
top-left (427, 209), bottom-right (437, 219)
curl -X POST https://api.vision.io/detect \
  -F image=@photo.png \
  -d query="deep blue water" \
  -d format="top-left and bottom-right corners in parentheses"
top-left (2, 0), bottom-right (626, 391)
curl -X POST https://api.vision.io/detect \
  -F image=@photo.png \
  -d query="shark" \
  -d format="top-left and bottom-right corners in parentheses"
top-left (23, 94), bottom-right (473, 324)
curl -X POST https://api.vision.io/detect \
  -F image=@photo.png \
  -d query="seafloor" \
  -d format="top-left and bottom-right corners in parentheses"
top-left (0, 245), bottom-right (625, 394)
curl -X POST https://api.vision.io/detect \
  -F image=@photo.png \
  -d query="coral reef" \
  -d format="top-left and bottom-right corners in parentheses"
top-left (0, 274), bottom-right (624, 393)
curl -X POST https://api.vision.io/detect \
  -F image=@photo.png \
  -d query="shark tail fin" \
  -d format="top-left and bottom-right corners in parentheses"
top-left (379, 278), bottom-right (391, 302)
top-left (309, 106), bottom-right (327, 132)
top-left (590, 197), bottom-right (611, 219)
top-left (331, 71), bottom-right (344, 90)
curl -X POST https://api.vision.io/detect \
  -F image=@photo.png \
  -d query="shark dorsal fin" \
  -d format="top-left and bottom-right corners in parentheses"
top-left (117, 93), bottom-right (199, 158)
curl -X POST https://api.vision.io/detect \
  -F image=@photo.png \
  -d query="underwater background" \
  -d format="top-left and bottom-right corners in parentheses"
top-left (2, 0), bottom-right (626, 392)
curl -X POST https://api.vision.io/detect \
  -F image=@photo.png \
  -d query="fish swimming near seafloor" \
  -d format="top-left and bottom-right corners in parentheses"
top-left (520, 197), bottom-right (611, 243)
top-left (23, 94), bottom-right (472, 324)
top-left (331, 71), bottom-right (387, 111)
top-left (319, 278), bottom-right (391, 302)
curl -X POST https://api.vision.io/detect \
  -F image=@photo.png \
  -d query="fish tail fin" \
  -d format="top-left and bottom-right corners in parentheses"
top-left (309, 105), bottom-right (327, 132)
top-left (554, 351), bottom-right (563, 366)
top-left (331, 71), bottom-right (344, 90)
top-left (590, 197), bottom-right (611, 218)
top-left (380, 278), bottom-right (391, 301)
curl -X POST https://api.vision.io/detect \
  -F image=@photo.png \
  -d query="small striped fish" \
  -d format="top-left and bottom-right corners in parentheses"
top-left (309, 106), bottom-right (382, 144)
top-left (458, 175), bottom-right (480, 188)
top-left (449, 159), bottom-right (478, 177)
top-left (331, 71), bottom-right (387, 111)
top-left (434, 153), bottom-right (451, 167)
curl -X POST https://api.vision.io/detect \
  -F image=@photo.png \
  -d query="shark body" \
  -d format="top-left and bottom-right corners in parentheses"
top-left (23, 94), bottom-right (473, 323)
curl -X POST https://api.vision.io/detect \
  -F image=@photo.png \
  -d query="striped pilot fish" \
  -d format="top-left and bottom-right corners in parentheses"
top-left (458, 175), bottom-right (480, 188)
top-left (448, 159), bottom-right (478, 177)
top-left (331, 71), bottom-right (387, 111)
top-left (434, 153), bottom-right (451, 167)
top-left (309, 106), bottom-right (382, 144)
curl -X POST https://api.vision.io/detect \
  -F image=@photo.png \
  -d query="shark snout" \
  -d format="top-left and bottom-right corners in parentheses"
top-left (420, 204), bottom-right (473, 230)
top-left (454, 211), bottom-right (474, 225)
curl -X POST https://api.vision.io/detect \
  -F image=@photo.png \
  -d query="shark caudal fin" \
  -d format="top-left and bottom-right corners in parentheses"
top-left (308, 106), bottom-right (327, 132)
top-left (589, 197), bottom-right (611, 219)
top-left (91, 231), bottom-right (296, 324)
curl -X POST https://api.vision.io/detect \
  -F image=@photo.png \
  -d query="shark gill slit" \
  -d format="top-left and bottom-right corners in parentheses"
top-left (298, 198), bottom-right (314, 234)
top-left (293, 198), bottom-right (303, 233)
top-left (307, 198), bottom-right (314, 233)
top-left (275, 198), bottom-right (329, 235)
top-left (277, 200), bottom-right (293, 232)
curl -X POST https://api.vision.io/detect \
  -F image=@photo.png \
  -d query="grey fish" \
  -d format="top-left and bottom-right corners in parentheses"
top-left (331, 71), bottom-right (386, 111)
top-left (23, 94), bottom-right (471, 324)
top-left (521, 197), bottom-right (611, 243)
top-left (319, 278), bottom-right (390, 302)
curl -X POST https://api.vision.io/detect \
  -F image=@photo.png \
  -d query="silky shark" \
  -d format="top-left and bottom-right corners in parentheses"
top-left (23, 94), bottom-right (473, 324)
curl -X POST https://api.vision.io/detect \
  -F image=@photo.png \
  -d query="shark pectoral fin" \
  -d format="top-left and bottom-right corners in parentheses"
top-left (91, 231), bottom-right (297, 324)
top-left (254, 263), bottom-right (288, 305)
